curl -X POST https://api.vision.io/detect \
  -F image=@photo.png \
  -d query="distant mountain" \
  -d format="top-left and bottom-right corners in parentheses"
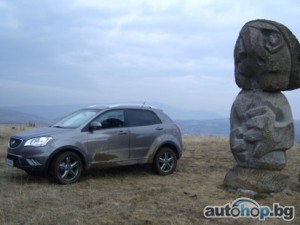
top-left (295, 120), bottom-right (300, 142)
top-left (176, 119), bottom-right (300, 142)
top-left (7, 103), bottom-right (224, 120)
top-left (0, 105), bottom-right (299, 142)
top-left (0, 107), bottom-right (48, 125)
top-left (176, 119), bottom-right (229, 136)
top-left (8, 104), bottom-right (86, 120)
top-left (149, 102), bottom-right (223, 120)
top-left (1, 103), bottom-right (221, 124)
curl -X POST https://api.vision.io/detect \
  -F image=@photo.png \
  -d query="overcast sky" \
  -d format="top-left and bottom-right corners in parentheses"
top-left (1, 0), bottom-right (300, 118)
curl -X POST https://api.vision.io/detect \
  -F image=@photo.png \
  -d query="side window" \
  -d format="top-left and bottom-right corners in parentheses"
top-left (94, 110), bottom-right (125, 129)
top-left (127, 109), bottom-right (162, 127)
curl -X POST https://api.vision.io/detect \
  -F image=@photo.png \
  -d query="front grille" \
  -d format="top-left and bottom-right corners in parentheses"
top-left (9, 138), bottom-right (23, 148)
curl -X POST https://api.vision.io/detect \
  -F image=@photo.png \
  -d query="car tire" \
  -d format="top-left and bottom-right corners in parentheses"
top-left (51, 151), bottom-right (82, 184)
top-left (153, 147), bottom-right (177, 176)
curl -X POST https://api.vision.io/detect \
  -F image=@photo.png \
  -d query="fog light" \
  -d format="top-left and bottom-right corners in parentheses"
top-left (26, 159), bottom-right (41, 166)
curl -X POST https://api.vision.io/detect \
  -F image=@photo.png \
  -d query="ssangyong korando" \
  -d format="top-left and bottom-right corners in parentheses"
top-left (6, 104), bottom-right (183, 184)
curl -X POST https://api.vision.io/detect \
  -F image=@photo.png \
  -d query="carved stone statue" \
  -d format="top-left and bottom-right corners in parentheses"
top-left (230, 91), bottom-right (294, 170)
top-left (224, 19), bottom-right (300, 193)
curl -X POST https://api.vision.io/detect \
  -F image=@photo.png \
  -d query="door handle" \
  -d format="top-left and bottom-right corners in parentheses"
top-left (155, 127), bottom-right (163, 131)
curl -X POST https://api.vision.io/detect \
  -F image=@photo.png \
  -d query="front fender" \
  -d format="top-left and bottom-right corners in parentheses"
top-left (45, 138), bottom-right (91, 171)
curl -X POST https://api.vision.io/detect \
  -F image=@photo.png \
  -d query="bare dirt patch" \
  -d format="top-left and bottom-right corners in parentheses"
top-left (0, 126), bottom-right (299, 224)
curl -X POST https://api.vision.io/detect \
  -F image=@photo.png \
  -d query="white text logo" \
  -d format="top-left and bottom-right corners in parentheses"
top-left (204, 197), bottom-right (294, 221)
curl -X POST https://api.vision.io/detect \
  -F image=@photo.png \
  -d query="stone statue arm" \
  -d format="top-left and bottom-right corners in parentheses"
top-left (243, 105), bottom-right (294, 158)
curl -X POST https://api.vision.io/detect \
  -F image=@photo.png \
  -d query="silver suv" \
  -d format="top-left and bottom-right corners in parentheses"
top-left (6, 104), bottom-right (183, 184)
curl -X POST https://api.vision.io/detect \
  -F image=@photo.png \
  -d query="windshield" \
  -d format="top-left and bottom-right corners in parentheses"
top-left (52, 109), bottom-right (98, 128)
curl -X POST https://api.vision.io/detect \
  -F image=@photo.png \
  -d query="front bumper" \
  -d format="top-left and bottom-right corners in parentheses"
top-left (6, 153), bottom-right (46, 173)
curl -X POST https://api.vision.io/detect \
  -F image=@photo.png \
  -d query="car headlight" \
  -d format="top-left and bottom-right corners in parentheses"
top-left (24, 137), bottom-right (52, 147)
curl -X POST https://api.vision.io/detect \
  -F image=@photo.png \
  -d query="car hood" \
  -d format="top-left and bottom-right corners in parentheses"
top-left (12, 126), bottom-right (74, 139)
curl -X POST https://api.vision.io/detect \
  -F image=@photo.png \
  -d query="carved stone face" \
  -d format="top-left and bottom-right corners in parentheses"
top-left (234, 20), bottom-right (292, 91)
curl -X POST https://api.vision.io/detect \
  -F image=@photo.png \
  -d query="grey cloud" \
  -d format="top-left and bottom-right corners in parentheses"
top-left (1, 0), bottom-right (300, 118)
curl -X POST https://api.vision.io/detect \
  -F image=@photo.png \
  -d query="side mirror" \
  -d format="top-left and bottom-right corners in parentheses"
top-left (89, 121), bottom-right (102, 130)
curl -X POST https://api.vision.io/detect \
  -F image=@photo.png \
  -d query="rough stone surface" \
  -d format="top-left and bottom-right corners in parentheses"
top-left (224, 165), bottom-right (289, 193)
top-left (234, 19), bottom-right (300, 91)
top-left (225, 19), bottom-right (300, 193)
top-left (230, 90), bottom-right (294, 170)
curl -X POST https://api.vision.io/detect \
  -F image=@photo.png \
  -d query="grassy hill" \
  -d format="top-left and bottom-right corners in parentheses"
top-left (0, 125), bottom-right (299, 225)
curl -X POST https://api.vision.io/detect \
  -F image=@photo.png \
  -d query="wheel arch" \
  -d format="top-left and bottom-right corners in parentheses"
top-left (154, 142), bottom-right (181, 160)
top-left (152, 143), bottom-right (178, 176)
top-left (46, 147), bottom-right (87, 173)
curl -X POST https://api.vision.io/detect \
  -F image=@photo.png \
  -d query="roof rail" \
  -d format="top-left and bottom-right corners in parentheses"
top-left (87, 105), bottom-right (109, 109)
top-left (108, 103), bottom-right (157, 109)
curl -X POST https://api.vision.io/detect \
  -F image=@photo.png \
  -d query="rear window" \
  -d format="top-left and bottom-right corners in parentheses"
top-left (127, 109), bottom-right (162, 127)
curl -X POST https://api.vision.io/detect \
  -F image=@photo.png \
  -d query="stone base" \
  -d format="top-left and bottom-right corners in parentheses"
top-left (224, 165), bottom-right (289, 194)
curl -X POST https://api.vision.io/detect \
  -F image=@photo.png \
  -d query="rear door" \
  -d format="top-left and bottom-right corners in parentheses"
top-left (126, 109), bottom-right (164, 159)
top-left (86, 109), bottom-right (129, 164)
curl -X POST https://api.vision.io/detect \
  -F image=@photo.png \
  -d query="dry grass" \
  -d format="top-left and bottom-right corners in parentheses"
top-left (0, 125), bottom-right (299, 225)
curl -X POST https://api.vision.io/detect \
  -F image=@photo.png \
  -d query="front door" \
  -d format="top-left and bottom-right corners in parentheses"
top-left (86, 109), bottom-right (129, 165)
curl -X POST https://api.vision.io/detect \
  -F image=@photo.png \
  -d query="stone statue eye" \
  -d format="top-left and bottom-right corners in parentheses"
top-left (269, 33), bottom-right (280, 46)
top-left (262, 29), bottom-right (284, 53)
